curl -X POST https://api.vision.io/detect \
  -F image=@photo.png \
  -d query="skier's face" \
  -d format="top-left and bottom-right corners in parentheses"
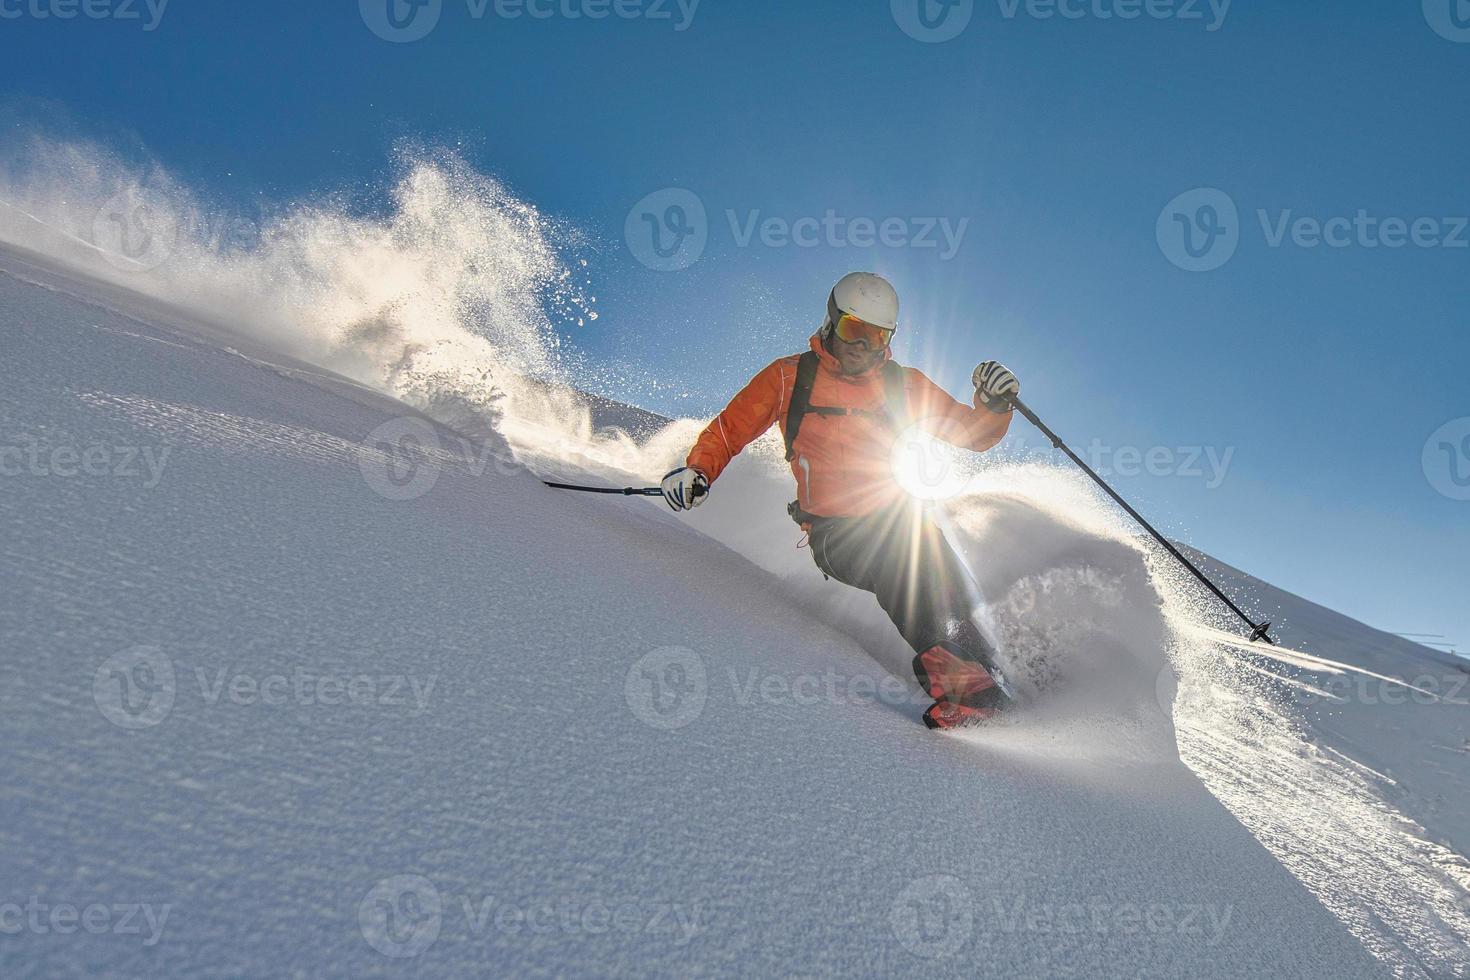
top-left (828, 330), bottom-right (886, 375)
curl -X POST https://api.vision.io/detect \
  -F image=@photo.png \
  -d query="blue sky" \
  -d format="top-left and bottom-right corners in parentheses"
top-left (3, 0), bottom-right (1467, 651)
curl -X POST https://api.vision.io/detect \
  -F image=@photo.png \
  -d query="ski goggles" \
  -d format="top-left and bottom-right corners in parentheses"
top-left (831, 312), bottom-right (894, 349)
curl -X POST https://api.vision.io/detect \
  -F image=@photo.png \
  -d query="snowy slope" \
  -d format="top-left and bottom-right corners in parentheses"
top-left (3, 247), bottom-right (1469, 979)
top-left (4, 126), bottom-right (1470, 980)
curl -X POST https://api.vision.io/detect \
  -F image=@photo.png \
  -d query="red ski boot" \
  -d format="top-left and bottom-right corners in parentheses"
top-left (912, 641), bottom-right (1001, 703)
top-left (913, 640), bottom-right (1012, 730)
top-left (922, 698), bottom-right (997, 730)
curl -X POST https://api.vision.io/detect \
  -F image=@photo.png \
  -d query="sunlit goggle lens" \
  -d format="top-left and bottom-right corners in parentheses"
top-left (833, 313), bottom-right (894, 349)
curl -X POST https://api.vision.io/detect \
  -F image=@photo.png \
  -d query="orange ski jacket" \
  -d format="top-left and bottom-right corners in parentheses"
top-left (686, 332), bottom-right (1012, 518)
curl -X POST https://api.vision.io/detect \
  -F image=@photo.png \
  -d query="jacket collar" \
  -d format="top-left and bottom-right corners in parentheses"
top-left (807, 330), bottom-right (891, 380)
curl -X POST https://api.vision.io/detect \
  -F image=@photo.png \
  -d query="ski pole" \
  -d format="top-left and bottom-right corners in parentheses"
top-left (1005, 394), bottom-right (1274, 645)
top-left (543, 481), bottom-right (663, 496)
top-left (542, 480), bottom-right (708, 502)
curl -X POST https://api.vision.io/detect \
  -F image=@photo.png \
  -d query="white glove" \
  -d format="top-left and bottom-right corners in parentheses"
top-left (660, 467), bottom-right (709, 511)
top-left (973, 360), bottom-right (1019, 413)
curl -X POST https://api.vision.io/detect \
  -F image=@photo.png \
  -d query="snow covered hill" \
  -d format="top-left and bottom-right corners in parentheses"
top-left (1, 200), bottom-right (1467, 975)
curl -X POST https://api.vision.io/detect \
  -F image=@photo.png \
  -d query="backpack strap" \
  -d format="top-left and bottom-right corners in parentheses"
top-left (785, 352), bottom-right (910, 461)
top-left (783, 350), bottom-right (820, 461)
top-left (881, 360), bottom-right (909, 432)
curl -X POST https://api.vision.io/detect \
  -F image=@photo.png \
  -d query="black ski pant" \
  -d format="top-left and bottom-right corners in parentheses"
top-left (804, 501), bottom-right (998, 673)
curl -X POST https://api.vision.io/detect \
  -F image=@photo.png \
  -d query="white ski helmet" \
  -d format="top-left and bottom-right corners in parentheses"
top-left (825, 271), bottom-right (899, 334)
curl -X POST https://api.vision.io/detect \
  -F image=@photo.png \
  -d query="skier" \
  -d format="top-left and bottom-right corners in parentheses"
top-left (660, 272), bottom-right (1022, 729)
